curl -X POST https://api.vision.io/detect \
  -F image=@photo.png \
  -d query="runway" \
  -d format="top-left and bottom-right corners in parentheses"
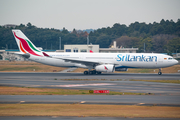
top-left (0, 72), bottom-right (180, 94)
top-left (0, 72), bottom-right (180, 106)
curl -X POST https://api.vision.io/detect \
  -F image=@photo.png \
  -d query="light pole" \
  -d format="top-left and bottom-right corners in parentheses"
top-left (87, 36), bottom-right (89, 52)
top-left (59, 37), bottom-right (61, 50)
top-left (176, 49), bottom-right (178, 58)
top-left (144, 42), bottom-right (145, 53)
top-left (87, 36), bottom-right (89, 45)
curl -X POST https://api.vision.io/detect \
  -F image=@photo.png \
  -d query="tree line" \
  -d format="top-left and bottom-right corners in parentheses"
top-left (0, 19), bottom-right (180, 53)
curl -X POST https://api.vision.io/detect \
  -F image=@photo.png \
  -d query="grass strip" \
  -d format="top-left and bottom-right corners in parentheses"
top-left (0, 104), bottom-right (180, 118)
top-left (130, 80), bottom-right (180, 84)
top-left (60, 78), bottom-right (107, 81)
top-left (0, 86), bottom-right (150, 95)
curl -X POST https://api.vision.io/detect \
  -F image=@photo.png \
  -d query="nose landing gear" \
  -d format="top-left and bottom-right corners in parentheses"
top-left (158, 68), bottom-right (162, 75)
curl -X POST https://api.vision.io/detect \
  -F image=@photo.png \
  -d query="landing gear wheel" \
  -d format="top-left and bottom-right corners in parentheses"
top-left (92, 70), bottom-right (96, 74)
top-left (89, 71), bottom-right (93, 75)
top-left (158, 72), bottom-right (162, 75)
top-left (84, 70), bottom-right (101, 75)
top-left (84, 71), bottom-right (88, 75)
top-left (96, 72), bottom-right (101, 75)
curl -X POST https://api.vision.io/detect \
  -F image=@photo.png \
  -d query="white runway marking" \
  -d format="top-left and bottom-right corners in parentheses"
top-left (55, 83), bottom-right (116, 87)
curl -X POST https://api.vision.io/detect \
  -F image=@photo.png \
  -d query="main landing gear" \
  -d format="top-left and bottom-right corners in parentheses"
top-left (158, 68), bottom-right (162, 75)
top-left (84, 70), bottom-right (101, 75)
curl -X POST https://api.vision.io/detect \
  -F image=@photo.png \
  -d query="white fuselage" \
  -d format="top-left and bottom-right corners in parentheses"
top-left (28, 52), bottom-right (178, 69)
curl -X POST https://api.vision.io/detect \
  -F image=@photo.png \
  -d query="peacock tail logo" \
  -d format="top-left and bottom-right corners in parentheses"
top-left (104, 66), bottom-right (108, 70)
top-left (13, 32), bottom-right (42, 57)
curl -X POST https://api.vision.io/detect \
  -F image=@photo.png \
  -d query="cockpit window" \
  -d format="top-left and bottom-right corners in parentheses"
top-left (168, 58), bottom-right (173, 60)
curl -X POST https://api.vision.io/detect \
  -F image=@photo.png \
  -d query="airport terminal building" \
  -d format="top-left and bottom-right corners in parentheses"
top-left (62, 41), bottom-right (138, 53)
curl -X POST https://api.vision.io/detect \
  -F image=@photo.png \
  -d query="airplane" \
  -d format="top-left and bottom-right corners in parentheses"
top-left (12, 29), bottom-right (178, 75)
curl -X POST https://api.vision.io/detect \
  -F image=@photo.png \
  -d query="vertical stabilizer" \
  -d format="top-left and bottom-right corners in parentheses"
top-left (12, 29), bottom-right (47, 57)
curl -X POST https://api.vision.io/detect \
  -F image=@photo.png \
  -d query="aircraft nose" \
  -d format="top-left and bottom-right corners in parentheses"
top-left (175, 59), bottom-right (179, 64)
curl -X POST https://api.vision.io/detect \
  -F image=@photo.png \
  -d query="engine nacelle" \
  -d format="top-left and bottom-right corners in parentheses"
top-left (95, 64), bottom-right (115, 73)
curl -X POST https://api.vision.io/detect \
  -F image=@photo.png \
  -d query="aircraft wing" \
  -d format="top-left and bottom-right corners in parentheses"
top-left (59, 57), bottom-right (100, 66)
top-left (54, 57), bottom-right (117, 67)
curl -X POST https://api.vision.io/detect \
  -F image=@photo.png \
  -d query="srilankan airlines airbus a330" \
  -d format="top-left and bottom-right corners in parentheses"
top-left (12, 29), bottom-right (178, 75)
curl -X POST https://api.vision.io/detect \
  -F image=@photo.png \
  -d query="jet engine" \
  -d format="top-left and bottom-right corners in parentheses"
top-left (95, 64), bottom-right (115, 73)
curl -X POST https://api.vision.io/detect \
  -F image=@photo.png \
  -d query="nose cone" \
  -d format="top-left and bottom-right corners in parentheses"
top-left (174, 59), bottom-right (179, 65)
